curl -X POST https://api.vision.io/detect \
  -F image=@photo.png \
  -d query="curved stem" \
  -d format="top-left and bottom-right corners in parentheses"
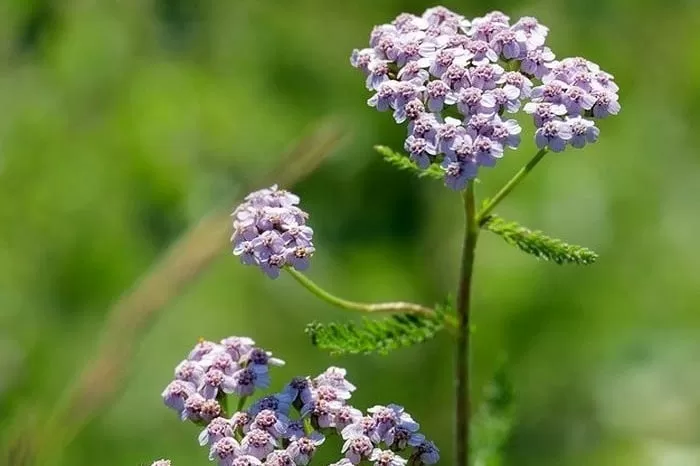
top-left (285, 267), bottom-right (442, 319)
top-left (455, 182), bottom-right (479, 466)
top-left (476, 148), bottom-right (548, 226)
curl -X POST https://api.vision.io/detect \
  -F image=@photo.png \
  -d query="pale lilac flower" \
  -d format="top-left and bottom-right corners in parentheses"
top-left (520, 47), bottom-right (556, 78)
top-left (368, 404), bottom-right (418, 442)
top-left (240, 429), bottom-right (277, 460)
top-left (368, 449), bottom-right (407, 466)
top-left (396, 61), bottom-right (430, 82)
top-left (182, 392), bottom-right (206, 421)
top-left (342, 435), bottom-right (374, 464)
top-left (490, 117), bottom-right (522, 149)
top-left (202, 351), bottom-right (238, 376)
top-left (593, 70), bottom-right (619, 93)
top-left (469, 17), bottom-right (509, 42)
top-left (231, 457), bottom-right (263, 466)
top-left (301, 398), bottom-right (341, 428)
top-left (469, 63), bottom-right (504, 90)
top-left (567, 116), bottom-right (600, 148)
top-left (473, 136), bottom-right (504, 167)
top-left (201, 399), bottom-right (223, 422)
top-left (329, 460), bottom-right (354, 466)
top-left (231, 411), bottom-right (252, 435)
top-left (562, 85), bottom-right (596, 115)
top-left (342, 416), bottom-right (378, 442)
top-left (162, 379), bottom-right (195, 415)
top-left (250, 409), bottom-right (288, 439)
top-left (425, 80), bottom-right (457, 112)
top-left (367, 81), bottom-right (396, 111)
top-left (150, 460), bottom-right (171, 466)
top-left (265, 450), bottom-right (296, 466)
top-left (512, 16), bottom-right (548, 49)
top-left (393, 98), bottom-right (425, 124)
top-left (286, 433), bottom-right (325, 465)
top-left (531, 80), bottom-right (568, 105)
top-left (465, 114), bottom-right (495, 137)
top-left (482, 86), bottom-right (521, 114)
top-left (201, 369), bottom-right (235, 399)
top-left (385, 425), bottom-right (425, 450)
top-left (281, 224), bottom-right (313, 247)
top-left (442, 160), bottom-right (477, 191)
top-left (535, 120), bottom-right (572, 152)
top-left (209, 437), bottom-right (241, 466)
top-left (350, 48), bottom-right (376, 74)
top-left (465, 39), bottom-right (498, 65)
top-left (440, 63), bottom-right (470, 90)
top-left (490, 29), bottom-right (526, 59)
top-left (408, 113), bottom-right (439, 144)
top-left (404, 135), bottom-right (436, 169)
top-left (231, 366), bottom-right (270, 397)
top-left (199, 417), bottom-right (234, 446)
top-left (591, 90), bottom-right (621, 118)
top-left (436, 117), bottom-right (466, 155)
top-left (447, 134), bottom-right (475, 164)
top-left (188, 340), bottom-right (219, 361)
top-left (498, 71), bottom-right (533, 99)
top-left (523, 102), bottom-right (567, 126)
top-left (220, 337), bottom-right (255, 361)
top-left (412, 440), bottom-right (440, 464)
top-left (243, 347), bottom-right (285, 371)
top-left (456, 87), bottom-right (489, 116)
top-left (260, 254), bottom-right (286, 279)
top-left (283, 376), bottom-right (314, 407)
top-left (366, 61), bottom-right (391, 90)
top-left (334, 405), bottom-right (364, 434)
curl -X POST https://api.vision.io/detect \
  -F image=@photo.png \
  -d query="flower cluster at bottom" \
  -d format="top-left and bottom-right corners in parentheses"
top-left (153, 336), bottom-right (439, 465)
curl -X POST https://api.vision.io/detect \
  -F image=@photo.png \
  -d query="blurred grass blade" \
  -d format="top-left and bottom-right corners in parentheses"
top-left (32, 119), bottom-right (346, 464)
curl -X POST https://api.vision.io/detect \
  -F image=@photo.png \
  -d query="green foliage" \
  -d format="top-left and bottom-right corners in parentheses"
top-left (374, 145), bottom-right (444, 181)
top-left (483, 215), bottom-right (598, 265)
top-left (305, 301), bottom-right (451, 356)
top-left (471, 362), bottom-right (516, 466)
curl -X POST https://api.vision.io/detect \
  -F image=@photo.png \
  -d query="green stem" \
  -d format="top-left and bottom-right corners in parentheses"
top-left (476, 148), bottom-right (548, 226)
top-left (236, 396), bottom-right (248, 412)
top-left (285, 267), bottom-right (451, 324)
top-left (455, 182), bottom-right (479, 466)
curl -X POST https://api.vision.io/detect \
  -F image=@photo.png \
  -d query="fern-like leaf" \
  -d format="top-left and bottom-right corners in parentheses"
top-left (472, 361), bottom-right (516, 466)
top-left (483, 215), bottom-right (598, 265)
top-left (306, 301), bottom-right (451, 356)
top-left (374, 145), bottom-right (444, 181)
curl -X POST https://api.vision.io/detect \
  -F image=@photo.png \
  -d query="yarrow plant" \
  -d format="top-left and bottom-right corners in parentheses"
top-left (148, 6), bottom-right (620, 466)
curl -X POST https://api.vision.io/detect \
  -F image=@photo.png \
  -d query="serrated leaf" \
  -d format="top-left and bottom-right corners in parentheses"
top-left (305, 302), bottom-right (450, 356)
top-left (374, 145), bottom-right (444, 181)
top-left (483, 215), bottom-right (598, 265)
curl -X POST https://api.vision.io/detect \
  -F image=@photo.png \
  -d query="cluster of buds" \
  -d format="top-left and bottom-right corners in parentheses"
top-left (231, 186), bottom-right (315, 278)
top-left (351, 6), bottom-right (620, 190)
top-left (153, 337), bottom-right (439, 465)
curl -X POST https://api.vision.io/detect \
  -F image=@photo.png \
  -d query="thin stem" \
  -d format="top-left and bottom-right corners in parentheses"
top-left (285, 267), bottom-right (443, 320)
top-left (476, 148), bottom-right (548, 226)
top-left (455, 182), bottom-right (479, 466)
top-left (236, 396), bottom-right (248, 413)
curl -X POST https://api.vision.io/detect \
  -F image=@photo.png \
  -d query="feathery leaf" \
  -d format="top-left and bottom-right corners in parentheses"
top-left (483, 215), bottom-right (598, 265)
top-left (374, 145), bottom-right (444, 181)
top-left (305, 300), bottom-right (452, 356)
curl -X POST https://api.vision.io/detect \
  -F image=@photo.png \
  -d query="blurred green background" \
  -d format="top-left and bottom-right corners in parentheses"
top-left (1, 0), bottom-right (700, 465)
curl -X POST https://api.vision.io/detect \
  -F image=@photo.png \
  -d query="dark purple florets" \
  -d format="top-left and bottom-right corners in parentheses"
top-left (231, 186), bottom-right (315, 279)
top-left (351, 6), bottom-right (621, 189)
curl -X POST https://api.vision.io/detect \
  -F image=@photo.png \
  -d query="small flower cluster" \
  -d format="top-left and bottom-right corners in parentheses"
top-left (161, 336), bottom-right (283, 423)
top-left (157, 337), bottom-right (439, 465)
top-left (231, 185), bottom-right (315, 279)
top-left (351, 6), bottom-right (620, 189)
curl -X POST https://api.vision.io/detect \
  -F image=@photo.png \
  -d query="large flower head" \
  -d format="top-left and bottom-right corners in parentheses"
top-left (351, 7), bottom-right (620, 190)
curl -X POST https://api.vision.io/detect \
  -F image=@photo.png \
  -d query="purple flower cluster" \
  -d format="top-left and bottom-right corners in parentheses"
top-left (158, 338), bottom-right (439, 465)
top-left (161, 337), bottom-right (283, 423)
top-left (525, 57), bottom-right (620, 151)
top-left (351, 7), bottom-right (620, 189)
top-left (231, 185), bottom-right (315, 279)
